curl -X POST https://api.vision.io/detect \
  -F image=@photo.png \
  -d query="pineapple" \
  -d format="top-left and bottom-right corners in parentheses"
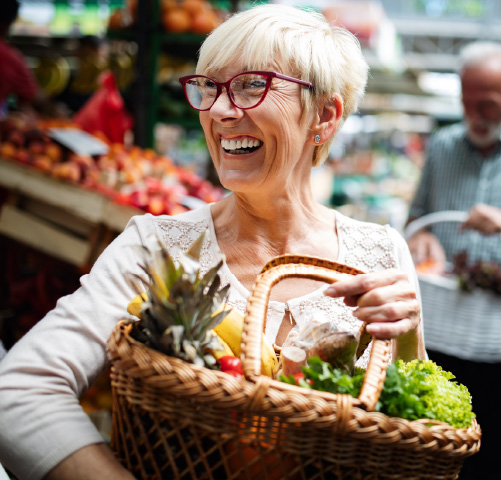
top-left (129, 231), bottom-right (230, 369)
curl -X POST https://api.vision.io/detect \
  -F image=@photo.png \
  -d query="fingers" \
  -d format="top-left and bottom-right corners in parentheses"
top-left (408, 231), bottom-right (433, 265)
top-left (407, 231), bottom-right (447, 274)
top-left (413, 240), bottom-right (429, 265)
top-left (461, 204), bottom-right (501, 235)
top-left (324, 270), bottom-right (420, 339)
top-left (324, 269), bottom-right (409, 300)
top-left (365, 317), bottom-right (417, 339)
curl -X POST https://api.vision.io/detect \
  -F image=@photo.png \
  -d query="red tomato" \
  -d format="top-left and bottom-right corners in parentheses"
top-left (224, 370), bottom-right (243, 379)
top-left (217, 356), bottom-right (244, 375)
top-left (293, 372), bottom-right (313, 386)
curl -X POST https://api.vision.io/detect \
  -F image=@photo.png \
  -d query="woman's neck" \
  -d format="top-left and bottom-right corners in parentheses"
top-left (211, 193), bottom-right (336, 258)
top-left (210, 193), bottom-right (339, 299)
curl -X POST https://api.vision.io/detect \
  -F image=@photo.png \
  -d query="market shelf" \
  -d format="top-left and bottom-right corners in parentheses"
top-left (0, 159), bottom-right (142, 269)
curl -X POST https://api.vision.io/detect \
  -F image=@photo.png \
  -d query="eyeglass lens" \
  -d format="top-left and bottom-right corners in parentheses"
top-left (184, 73), bottom-right (269, 110)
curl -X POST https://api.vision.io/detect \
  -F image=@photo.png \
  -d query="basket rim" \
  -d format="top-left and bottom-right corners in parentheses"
top-left (108, 320), bottom-right (482, 457)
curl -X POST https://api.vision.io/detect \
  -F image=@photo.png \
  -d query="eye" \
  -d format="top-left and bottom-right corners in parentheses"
top-left (198, 78), bottom-right (217, 97)
top-left (245, 78), bottom-right (267, 89)
top-left (204, 79), bottom-right (217, 89)
top-left (234, 74), bottom-right (268, 96)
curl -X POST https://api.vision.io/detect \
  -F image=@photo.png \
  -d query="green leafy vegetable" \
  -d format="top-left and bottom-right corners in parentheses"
top-left (280, 357), bottom-right (475, 429)
top-left (382, 359), bottom-right (475, 428)
top-left (279, 356), bottom-right (365, 395)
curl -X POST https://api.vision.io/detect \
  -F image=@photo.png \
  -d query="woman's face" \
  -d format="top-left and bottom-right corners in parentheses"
top-left (199, 61), bottom-right (317, 195)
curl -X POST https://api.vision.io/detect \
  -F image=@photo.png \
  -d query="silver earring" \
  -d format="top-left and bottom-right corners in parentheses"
top-left (314, 134), bottom-right (321, 144)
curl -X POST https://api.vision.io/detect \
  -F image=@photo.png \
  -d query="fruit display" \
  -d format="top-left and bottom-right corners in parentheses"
top-left (126, 231), bottom-right (279, 376)
top-left (0, 114), bottom-right (224, 216)
top-left (109, 0), bottom-right (224, 35)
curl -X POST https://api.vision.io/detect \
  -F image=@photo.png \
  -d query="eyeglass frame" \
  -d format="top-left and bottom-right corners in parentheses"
top-left (178, 71), bottom-right (315, 111)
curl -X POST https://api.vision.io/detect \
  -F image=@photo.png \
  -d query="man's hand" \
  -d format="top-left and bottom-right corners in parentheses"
top-left (407, 230), bottom-right (446, 274)
top-left (461, 204), bottom-right (501, 235)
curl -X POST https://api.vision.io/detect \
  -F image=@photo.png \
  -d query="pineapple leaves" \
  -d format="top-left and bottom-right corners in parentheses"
top-left (130, 231), bottom-right (230, 369)
top-left (186, 230), bottom-right (207, 260)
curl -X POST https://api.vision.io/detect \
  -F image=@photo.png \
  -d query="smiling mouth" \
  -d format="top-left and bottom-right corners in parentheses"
top-left (221, 138), bottom-right (263, 154)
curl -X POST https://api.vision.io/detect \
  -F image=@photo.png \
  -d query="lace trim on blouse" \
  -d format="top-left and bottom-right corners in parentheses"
top-left (153, 208), bottom-right (396, 368)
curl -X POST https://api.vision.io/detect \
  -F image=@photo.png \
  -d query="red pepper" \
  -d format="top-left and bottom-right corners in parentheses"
top-left (217, 356), bottom-right (244, 375)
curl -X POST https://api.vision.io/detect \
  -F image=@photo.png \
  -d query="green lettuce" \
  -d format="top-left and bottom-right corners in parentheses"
top-left (280, 357), bottom-right (475, 429)
top-left (380, 359), bottom-right (475, 428)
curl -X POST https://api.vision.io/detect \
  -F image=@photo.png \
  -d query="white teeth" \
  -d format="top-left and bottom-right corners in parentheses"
top-left (221, 138), bottom-right (262, 151)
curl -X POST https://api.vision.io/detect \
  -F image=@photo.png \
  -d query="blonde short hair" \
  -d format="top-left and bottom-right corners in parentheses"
top-left (197, 3), bottom-right (369, 166)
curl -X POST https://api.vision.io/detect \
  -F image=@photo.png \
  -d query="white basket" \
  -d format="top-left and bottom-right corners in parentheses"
top-left (405, 212), bottom-right (501, 362)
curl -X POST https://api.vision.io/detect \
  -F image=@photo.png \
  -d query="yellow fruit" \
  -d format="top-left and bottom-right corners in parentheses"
top-left (125, 294), bottom-right (278, 377)
top-left (212, 307), bottom-right (243, 356)
top-left (213, 306), bottom-right (278, 377)
top-left (127, 292), bottom-right (148, 318)
top-left (207, 332), bottom-right (235, 359)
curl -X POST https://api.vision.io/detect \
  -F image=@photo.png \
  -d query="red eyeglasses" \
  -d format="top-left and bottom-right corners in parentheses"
top-left (179, 71), bottom-right (315, 111)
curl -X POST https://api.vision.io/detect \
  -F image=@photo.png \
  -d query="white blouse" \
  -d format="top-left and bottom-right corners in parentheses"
top-left (0, 204), bottom-right (421, 480)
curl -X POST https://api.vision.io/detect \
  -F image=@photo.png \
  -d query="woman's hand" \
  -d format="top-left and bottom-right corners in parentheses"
top-left (324, 269), bottom-right (425, 361)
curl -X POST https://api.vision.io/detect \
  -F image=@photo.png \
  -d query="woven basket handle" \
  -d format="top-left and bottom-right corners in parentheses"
top-left (241, 254), bottom-right (392, 411)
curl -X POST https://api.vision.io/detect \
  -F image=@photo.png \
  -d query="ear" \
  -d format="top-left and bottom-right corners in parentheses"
top-left (310, 94), bottom-right (343, 145)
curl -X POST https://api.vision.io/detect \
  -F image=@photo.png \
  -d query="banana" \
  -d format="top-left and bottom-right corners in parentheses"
top-left (260, 334), bottom-right (279, 378)
top-left (212, 307), bottom-right (243, 357)
top-left (207, 332), bottom-right (235, 359)
top-left (213, 306), bottom-right (278, 378)
top-left (125, 293), bottom-right (278, 377)
top-left (127, 292), bottom-right (148, 318)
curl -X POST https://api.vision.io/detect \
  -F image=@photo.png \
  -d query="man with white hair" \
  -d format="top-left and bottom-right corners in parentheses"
top-left (407, 41), bottom-right (501, 480)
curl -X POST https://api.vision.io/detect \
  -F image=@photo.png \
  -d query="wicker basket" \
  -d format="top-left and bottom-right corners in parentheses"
top-left (405, 212), bottom-right (501, 362)
top-left (108, 254), bottom-right (481, 480)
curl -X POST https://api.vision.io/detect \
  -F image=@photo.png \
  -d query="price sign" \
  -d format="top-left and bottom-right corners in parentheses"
top-left (48, 128), bottom-right (109, 156)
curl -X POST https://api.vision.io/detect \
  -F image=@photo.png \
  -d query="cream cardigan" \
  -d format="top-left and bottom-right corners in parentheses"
top-left (0, 204), bottom-right (421, 480)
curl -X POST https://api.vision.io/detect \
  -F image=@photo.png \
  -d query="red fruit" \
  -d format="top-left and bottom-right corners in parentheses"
top-left (7, 130), bottom-right (25, 148)
top-left (293, 371), bottom-right (313, 386)
top-left (217, 356), bottom-right (244, 375)
top-left (146, 196), bottom-right (165, 215)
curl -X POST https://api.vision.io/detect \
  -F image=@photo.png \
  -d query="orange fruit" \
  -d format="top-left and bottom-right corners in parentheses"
top-left (108, 9), bottom-right (124, 30)
top-left (416, 258), bottom-right (438, 274)
top-left (162, 8), bottom-right (191, 33)
top-left (183, 0), bottom-right (206, 16)
top-left (161, 0), bottom-right (178, 14)
top-left (191, 9), bottom-right (219, 34)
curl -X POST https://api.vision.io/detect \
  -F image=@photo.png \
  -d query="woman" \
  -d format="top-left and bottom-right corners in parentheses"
top-left (0, 4), bottom-right (426, 479)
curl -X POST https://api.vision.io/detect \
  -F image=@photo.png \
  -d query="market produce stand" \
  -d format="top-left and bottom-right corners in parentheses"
top-left (0, 158), bottom-right (143, 270)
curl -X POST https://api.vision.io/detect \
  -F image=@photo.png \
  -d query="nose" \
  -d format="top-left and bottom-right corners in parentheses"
top-left (209, 87), bottom-right (243, 121)
top-left (463, 101), bottom-right (483, 123)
